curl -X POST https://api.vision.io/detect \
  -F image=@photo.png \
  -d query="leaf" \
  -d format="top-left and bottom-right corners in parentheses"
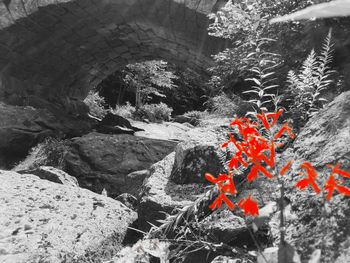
top-left (327, 163), bottom-right (350, 178)
top-left (296, 162), bottom-right (321, 194)
top-left (261, 72), bottom-right (275, 79)
top-left (270, 0), bottom-right (350, 23)
top-left (250, 78), bottom-right (261, 86)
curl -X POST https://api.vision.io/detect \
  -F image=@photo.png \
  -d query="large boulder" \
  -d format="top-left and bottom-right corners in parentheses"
top-left (64, 133), bottom-right (178, 197)
top-left (170, 123), bottom-right (229, 184)
top-left (0, 104), bottom-right (55, 168)
top-left (0, 170), bottom-right (137, 263)
top-left (279, 91), bottom-right (350, 262)
top-left (138, 152), bottom-right (208, 230)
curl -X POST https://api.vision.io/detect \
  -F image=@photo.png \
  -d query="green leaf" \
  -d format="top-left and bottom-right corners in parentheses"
top-left (246, 78), bottom-right (261, 86)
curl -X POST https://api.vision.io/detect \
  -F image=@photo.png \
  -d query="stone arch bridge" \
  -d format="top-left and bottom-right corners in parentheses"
top-left (0, 0), bottom-right (228, 107)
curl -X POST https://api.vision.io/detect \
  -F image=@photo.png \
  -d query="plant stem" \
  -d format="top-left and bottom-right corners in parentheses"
top-left (244, 218), bottom-right (269, 263)
top-left (278, 177), bottom-right (285, 245)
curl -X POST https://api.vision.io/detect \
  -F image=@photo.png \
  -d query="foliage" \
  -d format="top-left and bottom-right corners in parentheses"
top-left (206, 93), bottom-right (239, 116)
top-left (162, 67), bottom-right (210, 115)
top-left (110, 102), bottom-right (136, 119)
top-left (241, 38), bottom-right (281, 112)
top-left (135, 102), bottom-right (173, 123)
top-left (182, 110), bottom-right (208, 120)
top-left (123, 60), bottom-right (178, 108)
top-left (15, 137), bottom-right (70, 171)
top-left (206, 93), bottom-right (254, 117)
top-left (84, 91), bottom-right (108, 119)
top-left (207, 0), bottom-right (318, 94)
top-left (286, 30), bottom-right (335, 124)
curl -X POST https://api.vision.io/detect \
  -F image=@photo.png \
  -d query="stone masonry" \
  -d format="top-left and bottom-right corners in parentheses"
top-left (0, 0), bottom-right (228, 106)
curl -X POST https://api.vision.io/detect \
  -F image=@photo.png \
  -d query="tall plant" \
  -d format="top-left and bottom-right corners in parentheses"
top-left (242, 38), bottom-right (281, 112)
top-left (286, 30), bottom-right (335, 123)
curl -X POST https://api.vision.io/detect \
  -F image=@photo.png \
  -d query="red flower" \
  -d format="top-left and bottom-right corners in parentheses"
top-left (327, 163), bottom-right (350, 179)
top-left (205, 173), bottom-right (237, 210)
top-left (256, 109), bottom-right (284, 130)
top-left (266, 109), bottom-right (284, 126)
top-left (279, 160), bottom-right (293, 176)
top-left (257, 112), bottom-right (271, 130)
top-left (209, 192), bottom-right (236, 210)
top-left (324, 174), bottom-right (350, 201)
top-left (247, 164), bottom-right (273, 182)
top-left (274, 122), bottom-right (295, 140)
top-left (295, 162), bottom-right (321, 194)
top-left (238, 195), bottom-right (259, 216)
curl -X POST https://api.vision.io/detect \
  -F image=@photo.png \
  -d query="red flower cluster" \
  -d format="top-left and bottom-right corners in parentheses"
top-left (205, 109), bottom-right (350, 217)
top-left (296, 162), bottom-right (350, 201)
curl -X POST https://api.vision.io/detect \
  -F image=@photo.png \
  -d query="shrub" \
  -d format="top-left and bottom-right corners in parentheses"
top-left (111, 102), bottom-right (136, 119)
top-left (182, 110), bottom-right (208, 120)
top-left (206, 93), bottom-right (237, 116)
top-left (206, 93), bottom-right (254, 117)
top-left (83, 91), bottom-right (108, 119)
top-left (136, 102), bottom-right (173, 122)
top-left (14, 138), bottom-right (70, 171)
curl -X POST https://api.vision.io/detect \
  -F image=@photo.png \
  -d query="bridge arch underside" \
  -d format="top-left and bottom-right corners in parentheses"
top-left (0, 0), bottom-right (227, 106)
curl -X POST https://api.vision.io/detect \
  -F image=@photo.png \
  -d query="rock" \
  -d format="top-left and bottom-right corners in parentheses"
top-left (280, 91), bottom-right (350, 262)
top-left (169, 123), bottom-right (229, 184)
top-left (200, 211), bottom-right (252, 246)
top-left (17, 166), bottom-right (79, 187)
top-left (131, 121), bottom-right (193, 141)
top-left (115, 193), bottom-right (138, 211)
top-left (64, 133), bottom-right (178, 197)
top-left (174, 115), bottom-right (200, 126)
top-left (0, 103), bottom-right (93, 168)
top-left (122, 170), bottom-right (150, 197)
top-left (0, 103), bottom-right (55, 168)
top-left (138, 153), bottom-right (208, 230)
top-left (291, 91), bottom-right (350, 167)
top-left (98, 113), bottom-right (144, 134)
top-left (257, 245), bottom-right (301, 263)
top-left (0, 170), bottom-right (137, 263)
top-left (138, 120), bottom-right (233, 229)
top-left (211, 256), bottom-right (242, 263)
top-left (111, 238), bottom-right (170, 262)
top-left (170, 143), bottom-right (224, 184)
top-left (96, 125), bottom-right (135, 135)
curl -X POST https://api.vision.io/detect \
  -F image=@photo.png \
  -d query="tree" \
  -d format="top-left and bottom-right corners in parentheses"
top-left (123, 60), bottom-right (178, 109)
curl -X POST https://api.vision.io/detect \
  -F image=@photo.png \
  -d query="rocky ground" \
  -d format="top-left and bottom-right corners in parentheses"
top-left (0, 92), bottom-right (349, 262)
